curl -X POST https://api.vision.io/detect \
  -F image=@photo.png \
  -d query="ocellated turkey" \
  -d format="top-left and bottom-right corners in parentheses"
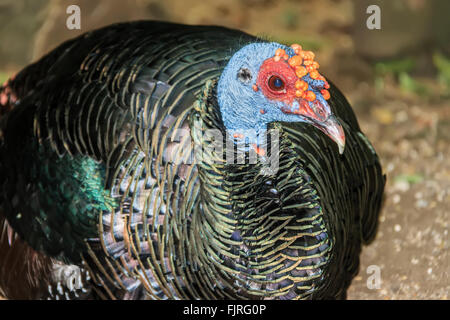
top-left (0, 21), bottom-right (385, 300)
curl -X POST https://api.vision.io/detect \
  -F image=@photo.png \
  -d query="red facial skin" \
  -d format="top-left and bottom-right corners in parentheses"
top-left (256, 58), bottom-right (327, 121)
top-left (256, 58), bottom-right (298, 105)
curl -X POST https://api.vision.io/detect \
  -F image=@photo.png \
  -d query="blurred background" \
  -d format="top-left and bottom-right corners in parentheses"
top-left (0, 0), bottom-right (448, 299)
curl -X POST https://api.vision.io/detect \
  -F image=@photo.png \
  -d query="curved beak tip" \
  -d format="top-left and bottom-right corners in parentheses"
top-left (324, 116), bottom-right (346, 155)
top-left (281, 99), bottom-right (346, 154)
top-left (337, 139), bottom-right (345, 155)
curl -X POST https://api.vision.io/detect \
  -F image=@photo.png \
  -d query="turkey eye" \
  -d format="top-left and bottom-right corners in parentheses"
top-left (268, 76), bottom-right (285, 91)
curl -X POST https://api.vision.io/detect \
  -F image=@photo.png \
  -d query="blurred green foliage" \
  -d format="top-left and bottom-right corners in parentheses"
top-left (394, 174), bottom-right (424, 184)
top-left (0, 72), bottom-right (9, 84)
top-left (374, 58), bottom-right (431, 96)
top-left (398, 72), bottom-right (428, 96)
top-left (433, 52), bottom-right (450, 95)
top-left (280, 8), bottom-right (299, 29)
top-left (374, 58), bottom-right (415, 93)
top-left (375, 59), bottom-right (416, 75)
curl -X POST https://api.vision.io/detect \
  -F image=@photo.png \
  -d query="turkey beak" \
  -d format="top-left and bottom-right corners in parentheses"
top-left (281, 99), bottom-right (346, 154)
top-left (314, 115), bottom-right (346, 154)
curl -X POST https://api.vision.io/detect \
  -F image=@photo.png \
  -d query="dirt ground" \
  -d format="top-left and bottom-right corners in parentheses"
top-left (346, 89), bottom-right (449, 300)
top-left (0, 0), bottom-right (448, 300)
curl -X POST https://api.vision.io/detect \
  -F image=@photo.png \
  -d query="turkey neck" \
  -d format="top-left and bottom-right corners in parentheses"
top-left (188, 81), bottom-right (333, 299)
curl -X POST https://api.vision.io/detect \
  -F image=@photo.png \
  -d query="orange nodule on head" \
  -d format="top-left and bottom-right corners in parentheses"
top-left (321, 89), bottom-right (330, 100)
top-left (275, 48), bottom-right (286, 57)
top-left (288, 55), bottom-right (302, 67)
top-left (303, 50), bottom-right (315, 61)
top-left (305, 91), bottom-right (316, 102)
top-left (295, 79), bottom-right (308, 91)
top-left (291, 43), bottom-right (302, 52)
top-left (309, 70), bottom-right (320, 79)
top-left (295, 66), bottom-right (308, 78)
top-left (307, 65), bottom-right (316, 73)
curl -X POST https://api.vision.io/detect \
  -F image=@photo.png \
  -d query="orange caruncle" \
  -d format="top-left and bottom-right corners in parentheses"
top-left (295, 79), bottom-right (308, 91)
top-left (303, 51), bottom-right (315, 60)
top-left (321, 89), bottom-right (330, 100)
top-left (295, 66), bottom-right (308, 78)
top-left (309, 70), bottom-right (320, 79)
top-left (305, 91), bottom-right (316, 101)
top-left (290, 43), bottom-right (302, 52)
top-left (306, 65), bottom-right (315, 73)
top-left (288, 55), bottom-right (302, 67)
top-left (275, 48), bottom-right (285, 57)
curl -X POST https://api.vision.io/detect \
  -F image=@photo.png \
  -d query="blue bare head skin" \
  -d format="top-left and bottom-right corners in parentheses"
top-left (217, 42), bottom-right (296, 133)
top-left (217, 42), bottom-right (345, 153)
